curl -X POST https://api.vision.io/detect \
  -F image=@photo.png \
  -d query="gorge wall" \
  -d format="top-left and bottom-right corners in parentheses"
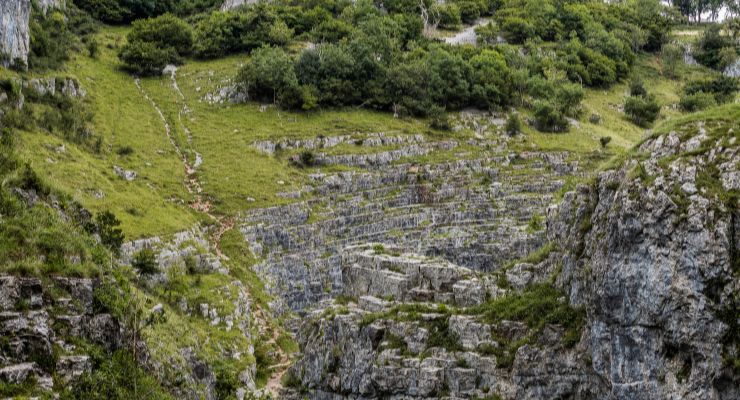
top-left (281, 118), bottom-right (740, 399)
top-left (0, 0), bottom-right (30, 67)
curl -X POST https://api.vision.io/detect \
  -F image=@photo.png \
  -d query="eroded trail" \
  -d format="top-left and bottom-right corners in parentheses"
top-left (136, 73), bottom-right (291, 395)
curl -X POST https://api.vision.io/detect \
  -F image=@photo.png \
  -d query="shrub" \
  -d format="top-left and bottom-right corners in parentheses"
top-left (629, 79), bottom-right (648, 97)
top-left (693, 25), bottom-right (736, 70)
top-left (119, 41), bottom-right (179, 75)
top-left (504, 114), bottom-right (521, 136)
top-left (119, 14), bottom-right (193, 75)
top-left (624, 94), bottom-right (660, 127)
top-left (683, 76), bottom-right (739, 104)
top-left (236, 46), bottom-right (300, 106)
top-left (599, 136), bottom-right (612, 149)
top-left (268, 20), bottom-right (294, 46)
top-left (661, 42), bottom-right (683, 78)
top-left (500, 16), bottom-right (535, 44)
top-left (116, 146), bottom-right (134, 156)
top-left (433, 4), bottom-right (462, 30)
top-left (60, 351), bottom-right (172, 399)
top-left (132, 248), bottom-right (158, 275)
top-left (457, 0), bottom-right (482, 24)
top-left (299, 150), bottom-right (315, 167)
top-left (678, 92), bottom-right (717, 112)
top-left (95, 211), bottom-right (124, 255)
top-left (533, 100), bottom-right (568, 133)
top-left (87, 39), bottom-right (99, 59)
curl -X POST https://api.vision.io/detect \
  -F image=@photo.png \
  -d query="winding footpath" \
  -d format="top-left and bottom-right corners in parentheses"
top-left (135, 71), bottom-right (291, 396)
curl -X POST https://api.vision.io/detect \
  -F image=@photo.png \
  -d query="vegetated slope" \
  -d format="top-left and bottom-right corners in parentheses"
top-left (0, 0), bottom-right (738, 399)
top-left (282, 104), bottom-right (740, 400)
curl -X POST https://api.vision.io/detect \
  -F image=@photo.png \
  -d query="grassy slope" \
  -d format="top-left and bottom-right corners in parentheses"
top-left (14, 27), bottom-right (201, 238)
top-left (10, 26), bottom-right (720, 240)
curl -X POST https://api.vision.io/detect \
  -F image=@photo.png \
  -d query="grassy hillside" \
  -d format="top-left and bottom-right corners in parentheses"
top-left (10, 24), bottom-right (722, 239)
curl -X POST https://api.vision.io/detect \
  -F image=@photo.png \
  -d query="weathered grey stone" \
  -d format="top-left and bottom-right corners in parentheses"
top-left (0, 0), bottom-right (30, 68)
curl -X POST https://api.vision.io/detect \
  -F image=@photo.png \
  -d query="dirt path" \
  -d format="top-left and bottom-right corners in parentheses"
top-left (137, 74), bottom-right (292, 395)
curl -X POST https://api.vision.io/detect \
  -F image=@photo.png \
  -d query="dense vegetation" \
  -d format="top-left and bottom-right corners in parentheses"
top-left (78, 0), bottom-right (737, 130)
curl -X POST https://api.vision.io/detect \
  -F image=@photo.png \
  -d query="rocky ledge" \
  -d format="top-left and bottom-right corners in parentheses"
top-left (283, 118), bottom-right (739, 399)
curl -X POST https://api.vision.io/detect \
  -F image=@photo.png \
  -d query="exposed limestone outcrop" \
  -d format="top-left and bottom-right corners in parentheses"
top-left (282, 246), bottom-right (599, 399)
top-left (284, 120), bottom-right (739, 399)
top-left (0, 0), bottom-right (30, 67)
top-left (0, 0), bottom-right (64, 68)
top-left (222, 0), bottom-right (256, 11)
top-left (546, 122), bottom-right (739, 399)
top-left (0, 276), bottom-right (119, 394)
top-left (240, 140), bottom-right (579, 314)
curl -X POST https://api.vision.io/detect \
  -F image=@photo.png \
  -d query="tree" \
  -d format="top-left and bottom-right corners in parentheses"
top-left (470, 49), bottom-right (510, 109)
top-left (95, 211), bottom-right (124, 256)
top-left (694, 25), bottom-right (737, 70)
top-left (661, 42), bottom-right (684, 78)
top-left (237, 46), bottom-right (301, 106)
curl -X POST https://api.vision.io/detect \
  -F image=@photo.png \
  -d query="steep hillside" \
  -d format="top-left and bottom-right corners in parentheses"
top-left (0, 0), bottom-right (738, 399)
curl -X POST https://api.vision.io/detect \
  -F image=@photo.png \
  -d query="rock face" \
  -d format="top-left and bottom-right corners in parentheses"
top-left (0, 276), bottom-right (120, 393)
top-left (238, 133), bottom-right (579, 314)
top-left (0, 0), bottom-right (31, 67)
top-left (549, 122), bottom-right (739, 399)
top-left (284, 246), bottom-right (601, 399)
top-left (285, 120), bottom-right (739, 399)
top-left (0, 0), bottom-right (65, 68)
top-left (221, 0), bottom-right (256, 11)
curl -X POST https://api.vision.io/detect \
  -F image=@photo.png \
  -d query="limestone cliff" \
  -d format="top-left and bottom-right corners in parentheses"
top-left (283, 113), bottom-right (740, 399)
top-left (0, 0), bottom-right (30, 67)
top-left (549, 119), bottom-right (739, 399)
top-left (0, 0), bottom-right (63, 68)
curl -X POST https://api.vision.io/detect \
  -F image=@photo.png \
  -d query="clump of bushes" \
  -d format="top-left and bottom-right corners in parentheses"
top-left (624, 80), bottom-right (660, 127)
top-left (119, 14), bottom-right (193, 76)
top-left (132, 248), bottom-right (158, 274)
top-left (504, 113), bottom-right (521, 136)
top-left (693, 25), bottom-right (738, 71)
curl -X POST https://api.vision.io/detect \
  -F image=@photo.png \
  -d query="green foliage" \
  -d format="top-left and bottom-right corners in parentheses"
top-left (132, 248), bottom-right (158, 274)
top-left (96, 211), bottom-right (125, 255)
top-left (192, 4), bottom-right (289, 58)
top-left (73, 0), bottom-right (222, 23)
top-left (434, 4), bottom-right (463, 30)
top-left (624, 83), bottom-right (661, 127)
top-left (533, 100), bottom-right (569, 133)
top-left (119, 14), bottom-right (193, 75)
top-left (679, 92), bottom-right (717, 112)
top-left (504, 114), bottom-right (521, 136)
top-left (237, 46), bottom-right (301, 106)
top-left (500, 16), bottom-right (535, 44)
top-left (693, 25), bottom-right (738, 71)
top-left (683, 76), bottom-right (740, 105)
top-left (426, 317), bottom-right (464, 351)
top-left (60, 350), bottom-right (172, 399)
top-left (661, 42), bottom-right (684, 79)
top-left (469, 283), bottom-right (585, 344)
top-left (28, 4), bottom-right (98, 71)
